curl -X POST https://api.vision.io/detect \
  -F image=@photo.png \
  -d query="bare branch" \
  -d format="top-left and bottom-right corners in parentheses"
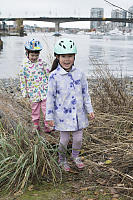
top-left (104, 0), bottom-right (133, 15)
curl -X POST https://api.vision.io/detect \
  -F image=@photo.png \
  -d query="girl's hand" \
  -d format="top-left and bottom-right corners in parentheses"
top-left (46, 120), bottom-right (54, 127)
top-left (89, 112), bottom-right (95, 120)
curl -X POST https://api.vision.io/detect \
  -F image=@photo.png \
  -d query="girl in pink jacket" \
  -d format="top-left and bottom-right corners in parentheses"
top-left (19, 39), bottom-right (52, 133)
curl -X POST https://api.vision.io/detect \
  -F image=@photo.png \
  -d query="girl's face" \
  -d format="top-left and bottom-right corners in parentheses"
top-left (28, 52), bottom-right (40, 63)
top-left (58, 54), bottom-right (75, 70)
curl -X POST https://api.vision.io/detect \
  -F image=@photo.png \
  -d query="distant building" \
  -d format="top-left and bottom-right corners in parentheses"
top-left (128, 6), bottom-right (133, 29)
top-left (121, 10), bottom-right (127, 27)
top-left (111, 9), bottom-right (127, 30)
top-left (90, 8), bottom-right (104, 31)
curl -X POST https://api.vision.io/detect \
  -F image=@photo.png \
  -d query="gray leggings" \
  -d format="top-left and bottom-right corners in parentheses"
top-left (58, 130), bottom-right (83, 162)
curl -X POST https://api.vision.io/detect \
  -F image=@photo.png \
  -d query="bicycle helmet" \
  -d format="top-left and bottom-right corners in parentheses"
top-left (54, 38), bottom-right (77, 55)
top-left (25, 39), bottom-right (42, 51)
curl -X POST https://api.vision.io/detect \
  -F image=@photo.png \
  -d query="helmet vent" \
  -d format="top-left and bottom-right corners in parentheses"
top-left (63, 45), bottom-right (66, 49)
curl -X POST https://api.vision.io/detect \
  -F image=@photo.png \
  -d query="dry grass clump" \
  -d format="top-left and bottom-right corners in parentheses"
top-left (0, 81), bottom-right (68, 196)
top-left (0, 80), bottom-right (32, 132)
top-left (0, 81), bottom-right (62, 194)
top-left (0, 123), bottom-right (61, 193)
top-left (82, 58), bottom-right (133, 198)
top-left (88, 57), bottom-right (133, 136)
top-left (89, 57), bottom-right (133, 113)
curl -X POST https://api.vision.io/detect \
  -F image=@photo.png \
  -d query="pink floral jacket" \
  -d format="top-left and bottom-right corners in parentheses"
top-left (19, 58), bottom-right (50, 102)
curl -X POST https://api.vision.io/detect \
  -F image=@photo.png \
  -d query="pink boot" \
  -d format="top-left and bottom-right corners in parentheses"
top-left (59, 161), bottom-right (71, 172)
top-left (44, 126), bottom-right (52, 133)
top-left (72, 157), bottom-right (85, 169)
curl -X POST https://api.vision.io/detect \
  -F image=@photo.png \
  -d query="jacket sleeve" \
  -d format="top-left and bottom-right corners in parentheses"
top-left (81, 73), bottom-right (93, 113)
top-left (46, 74), bottom-right (56, 121)
top-left (19, 65), bottom-right (27, 98)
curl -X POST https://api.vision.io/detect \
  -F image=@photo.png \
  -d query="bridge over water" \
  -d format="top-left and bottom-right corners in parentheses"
top-left (0, 17), bottom-right (133, 33)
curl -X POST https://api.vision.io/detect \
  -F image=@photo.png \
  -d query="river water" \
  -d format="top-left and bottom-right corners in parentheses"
top-left (0, 32), bottom-right (133, 79)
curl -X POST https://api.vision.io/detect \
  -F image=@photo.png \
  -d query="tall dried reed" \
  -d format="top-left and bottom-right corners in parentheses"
top-left (89, 57), bottom-right (133, 113)
top-left (0, 123), bottom-right (62, 193)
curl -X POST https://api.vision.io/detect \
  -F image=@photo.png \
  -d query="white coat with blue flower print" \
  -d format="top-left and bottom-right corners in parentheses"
top-left (46, 65), bottom-right (93, 131)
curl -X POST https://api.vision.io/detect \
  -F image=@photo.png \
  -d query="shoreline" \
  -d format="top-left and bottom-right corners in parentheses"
top-left (0, 78), bottom-right (21, 98)
top-left (0, 76), bottom-right (133, 96)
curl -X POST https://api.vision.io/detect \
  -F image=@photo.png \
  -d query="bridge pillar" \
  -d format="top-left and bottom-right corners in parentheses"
top-left (0, 36), bottom-right (3, 50)
top-left (55, 22), bottom-right (60, 32)
top-left (15, 19), bottom-right (24, 36)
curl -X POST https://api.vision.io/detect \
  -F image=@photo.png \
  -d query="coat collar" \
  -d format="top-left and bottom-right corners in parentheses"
top-left (57, 64), bottom-right (76, 75)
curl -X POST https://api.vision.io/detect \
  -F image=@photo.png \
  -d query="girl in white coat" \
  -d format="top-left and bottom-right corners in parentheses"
top-left (46, 38), bottom-right (95, 171)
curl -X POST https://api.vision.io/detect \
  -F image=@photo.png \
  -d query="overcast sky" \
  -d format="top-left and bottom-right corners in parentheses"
top-left (1, 0), bottom-right (133, 28)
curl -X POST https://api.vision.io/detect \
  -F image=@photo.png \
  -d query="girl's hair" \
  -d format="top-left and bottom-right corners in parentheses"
top-left (50, 58), bottom-right (59, 72)
top-left (50, 53), bottom-right (59, 72)
top-left (25, 48), bottom-right (40, 54)
top-left (28, 50), bottom-right (40, 54)
top-left (25, 48), bottom-right (40, 57)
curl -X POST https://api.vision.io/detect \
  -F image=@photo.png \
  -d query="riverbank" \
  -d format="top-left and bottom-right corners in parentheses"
top-left (0, 76), bottom-right (133, 199)
top-left (0, 32), bottom-right (27, 36)
top-left (0, 77), bottom-right (133, 96)
top-left (0, 78), bottom-right (20, 92)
